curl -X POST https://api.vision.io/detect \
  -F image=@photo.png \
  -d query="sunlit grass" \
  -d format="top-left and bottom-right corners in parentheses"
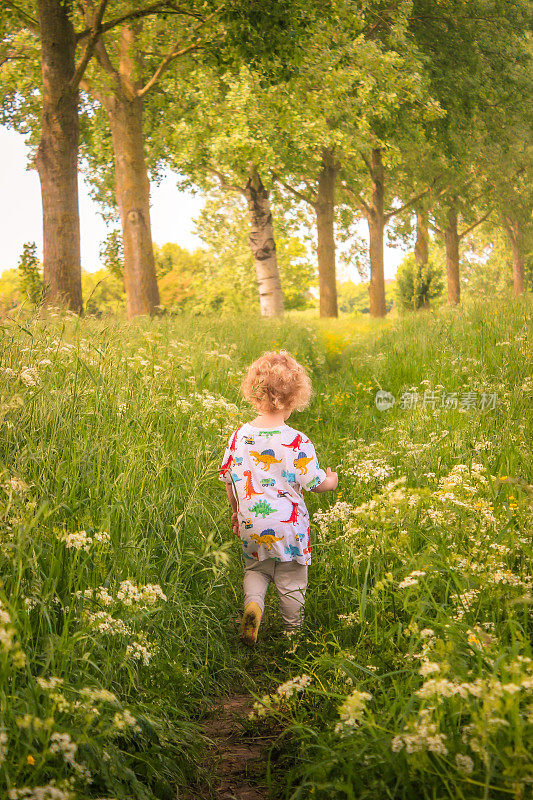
top-left (0, 298), bottom-right (531, 799)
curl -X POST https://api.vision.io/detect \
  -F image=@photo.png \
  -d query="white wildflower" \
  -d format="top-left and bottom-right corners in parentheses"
top-left (419, 661), bottom-right (441, 677)
top-left (61, 531), bottom-right (92, 552)
top-left (455, 753), bottom-right (474, 773)
top-left (335, 690), bottom-right (372, 732)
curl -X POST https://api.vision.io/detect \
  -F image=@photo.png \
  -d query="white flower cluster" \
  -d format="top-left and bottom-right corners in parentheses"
top-left (9, 780), bottom-right (75, 800)
top-left (313, 501), bottom-right (355, 532)
top-left (19, 367), bottom-right (40, 387)
top-left (455, 753), bottom-right (474, 773)
top-left (86, 611), bottom-right (132, 636)
top-left (204, 349), bottom-right (232, 361)
top-left (37, 677), bottom-right (63, 691)
top-left (78, 580), bottom-right (167, 609)
top-left (335, 689), bottom-right (372, 734)
top-left (0, 599), bottom-right (26, 667)
top-left (488, 569), bottom-right (532, 588)
top-left (80, 687), bottom-right (118, 704)
top-left (347, 457), bottom-right (394, 484)
top-left (438, 463), bottom-right (489, 494)
top-left (391, 708), bottom-right (448, 756)
top-left (0, 730), bottom-right (7, 764)
top-left (176, 390), bottom-right (239, 417)
top-left (77, 587), bottom-right (114, 606)
top-left (50, 732), bottom-right (91, 782)
top-left (49, 732), bottom-right (77, 766)
top-left (338, 611), bottom-right (360, 625)
top-left (76, 582), bottom-right (166, 669)
top-left (112, 709), bottom-right (141, 733)
top-left (249, 674), bottom-right (312, 719)
top-left (60, 530), bottom-right (110, 552)
top-left (398, 570), bottom-right (426, 589)
top-left (450, 588), bottom-right (480, 619)
top-left (419, 661), bottom-right (440, 677)
top-left (125, 641), bottom-right (153, 666)
top-left (417, 670), bottom-right (533, 700)
top-left (116, 580), bottom-right (167, 606)
top-left (3, 476), bottom-right (29, 494)
top-left (276, 674), bottom-right (312, 698)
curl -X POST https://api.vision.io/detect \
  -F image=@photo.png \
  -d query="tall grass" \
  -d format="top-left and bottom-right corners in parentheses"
top-left (0, 299), bottom-right (531, 799)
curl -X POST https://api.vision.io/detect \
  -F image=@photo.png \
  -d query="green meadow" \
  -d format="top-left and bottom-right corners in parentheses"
top-left (0, 299), bottom-right (531, 799)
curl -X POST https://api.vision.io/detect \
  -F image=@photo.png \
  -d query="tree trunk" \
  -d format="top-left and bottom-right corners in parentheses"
top-left (414, 209), bottom-right (430, 309)
top-left (104, 92), bottom-right (160, 317)
top-left (36, 0), bottom-right (83, 313)
top-left (315, 149), bottom-right (338, 317)
top-left (244, 164), bottom-right (284, 316)
top-left (444, 204), bottom-right (460, 306)
top-left (414, 209), bottom-right (429, 267)
top-left (367, 148), bottom-right (386, 317)
top-left (503, 215), bottom-right (525, 296)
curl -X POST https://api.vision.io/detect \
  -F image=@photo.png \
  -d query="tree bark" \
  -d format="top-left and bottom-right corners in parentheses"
top-left (414, 209), bottom-right (430, 309)
top-left (414, 209), bottom-right (429, 267)
top-left (367, 148), bottom-right (386, 317)
top-left (103, 90), bottom-right (160, 317)
top-left (503, 215), bottom-right (525, 296)
top-left (444, 203), bottom-right (460, 306)
top-left (36, 0), bottom-right (83, 313)
top-left (244, 164), bottom-right (284, 316)
top-left (314, 149), bottom-right (338, 317)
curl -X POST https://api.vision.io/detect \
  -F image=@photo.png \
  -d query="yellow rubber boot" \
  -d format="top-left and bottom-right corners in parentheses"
top-left (240, 602), bottom-right (263, 646)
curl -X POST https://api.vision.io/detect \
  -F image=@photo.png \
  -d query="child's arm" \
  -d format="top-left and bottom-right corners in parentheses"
top-left (225, 483), bottom-right (239, 535)
top-left (311, 467), bottom-right (339, 493)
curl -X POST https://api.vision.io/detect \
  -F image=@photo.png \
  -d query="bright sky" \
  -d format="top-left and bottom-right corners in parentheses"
top-left (0, 125), bottom-right (407, 279)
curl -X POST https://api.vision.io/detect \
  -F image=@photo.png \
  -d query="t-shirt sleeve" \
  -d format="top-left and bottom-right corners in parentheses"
top-left (293, 437), bottom-right (327, 491)
top-left (218, 432), bottom-right (235, 484)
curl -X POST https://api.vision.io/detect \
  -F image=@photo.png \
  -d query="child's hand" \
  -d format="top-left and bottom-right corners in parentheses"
top-left (326, 467), bottom-right (339, 490)
top-left (230, 511), bottom-right (239, 535)
top-left (311, 467), bottom-right (339, 493)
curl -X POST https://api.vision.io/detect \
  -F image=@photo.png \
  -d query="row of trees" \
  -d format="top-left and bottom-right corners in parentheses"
top-left (1, 0), bottom-right (531, 318)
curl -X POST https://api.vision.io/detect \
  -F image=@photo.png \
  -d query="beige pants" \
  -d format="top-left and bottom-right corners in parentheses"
top-left (243, 558), bottom-right (308, 630)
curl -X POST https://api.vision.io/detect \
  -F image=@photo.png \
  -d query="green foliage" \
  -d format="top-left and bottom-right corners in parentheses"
top-left (154, 242), bottom-right (181, 279)
top-left (276, 233), bottom-right (316, 310)
top-left (156, 194), bottom-right (316, 313)
top-left (395, 253), bottom-right (444, 310)
top-left (17, 241), bottom-right (42, 306)
top-left (337, 280), bottom-right (396, 314)
top-left (82, 269), bottom-right (125, 314)
top-left (157, 245), bottom-right (208, 308)
top-left (0, 269), bottom-right (22, 311)
top-left (99, 230), bottom-right (124, 280)
top-left (461, 224), bottom-right (533, 297)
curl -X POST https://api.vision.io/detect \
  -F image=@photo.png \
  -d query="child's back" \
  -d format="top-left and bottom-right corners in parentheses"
top-left (219, 422), bottom-right (326, 566)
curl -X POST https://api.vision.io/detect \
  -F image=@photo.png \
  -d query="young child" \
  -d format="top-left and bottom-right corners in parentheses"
top-left (219, 350), bottom-right (338, 645)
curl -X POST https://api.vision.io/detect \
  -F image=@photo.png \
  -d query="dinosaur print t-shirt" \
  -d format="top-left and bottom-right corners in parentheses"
top-left (219, 423), bottom-right (327, 566)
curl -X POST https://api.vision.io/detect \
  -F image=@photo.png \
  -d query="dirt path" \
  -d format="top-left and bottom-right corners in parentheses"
top-left (196, 693), bottom-right (275, 800)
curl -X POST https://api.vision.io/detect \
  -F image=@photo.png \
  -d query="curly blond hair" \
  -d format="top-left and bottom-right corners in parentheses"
top-left (241, 350), bottom-right (312, 414)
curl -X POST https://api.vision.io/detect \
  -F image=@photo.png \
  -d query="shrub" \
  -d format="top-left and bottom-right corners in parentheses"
top-left (395, 253), bottom-right (444, 310)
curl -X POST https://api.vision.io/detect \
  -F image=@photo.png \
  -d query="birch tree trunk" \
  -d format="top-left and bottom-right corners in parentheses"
top-left (36, 0), bottom-right (83, 313)
top-left (444, 203), bottom-right (460, 306)
top-left (314, 149), bottom-right (338, 317)
top-left (503, 215), bottom-right (526, 296)
top-left (244, 164), bottom-right (284, 316)
top-left (367, 148), bottom-right (386, 318)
